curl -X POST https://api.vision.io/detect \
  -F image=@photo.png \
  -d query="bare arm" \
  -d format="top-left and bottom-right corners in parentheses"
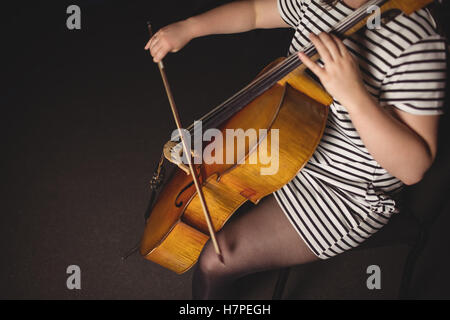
top-left (145, 0), bottom-right (289, 62)
top-left (187, 0), bottom-right (290, 36)
top-left (343, 90), bottom-right (439, 186)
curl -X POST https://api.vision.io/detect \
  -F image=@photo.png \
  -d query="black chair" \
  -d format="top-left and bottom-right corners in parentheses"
top-left (272, 202), bottom-right (427, 299)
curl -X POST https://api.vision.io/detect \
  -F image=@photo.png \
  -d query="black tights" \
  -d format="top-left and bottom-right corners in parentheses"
top-left (192, 195), bottom-right (319, 299)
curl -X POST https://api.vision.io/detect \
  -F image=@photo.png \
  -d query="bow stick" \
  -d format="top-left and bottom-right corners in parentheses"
top-left (147, 22), bottom-right (224, 264)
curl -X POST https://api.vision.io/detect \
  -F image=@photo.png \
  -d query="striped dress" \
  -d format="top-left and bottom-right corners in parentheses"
top-left (273, 0), bottom-right (447, 259)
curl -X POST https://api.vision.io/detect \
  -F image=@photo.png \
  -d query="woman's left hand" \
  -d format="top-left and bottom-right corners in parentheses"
top-left (299, 32), bottom-right (367, 108)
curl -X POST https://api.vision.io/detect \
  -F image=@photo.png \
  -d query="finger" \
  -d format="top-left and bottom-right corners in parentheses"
top-left (145, 37), bottom-right (154, 50)
top-left (298, 52), bottom-right (325, 78)
top-left (145, 27), bottom-right (164, 48)
top-left (331, 34), bottom-right (349, 57)
top-left (144, 37), bottom-right (154, 50)
top-left (145, 30), bottom-right (159, 49)
top-left (309, 33), bottom-right (333, 63)
top-left (152, 45), bottom-right (164, 61)
top-left (150, 42), bottom-right (163, 58)
top-left (145, 34), bottom-right (159, 51)
top-left (153, 46), bottom-right (168, 63)
top-left (150, 36), bottom-right (160, 50)
top-left (318, 32), bottom-right (341, 60)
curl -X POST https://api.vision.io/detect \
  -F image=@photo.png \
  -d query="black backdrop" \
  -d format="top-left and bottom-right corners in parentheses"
top-left (2, 0), bottom-right (449, 299)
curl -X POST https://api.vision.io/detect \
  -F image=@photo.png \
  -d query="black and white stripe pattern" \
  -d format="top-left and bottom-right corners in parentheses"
top-left (274, 0), bottom-right (447, 259)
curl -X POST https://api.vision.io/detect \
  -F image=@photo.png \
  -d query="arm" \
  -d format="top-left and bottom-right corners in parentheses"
top-left (341, 88), bottom-right (439, 186)
top-left (145, 0), bottom-right (289, 62)
top-left (299, 33), bottom-right (440, 185)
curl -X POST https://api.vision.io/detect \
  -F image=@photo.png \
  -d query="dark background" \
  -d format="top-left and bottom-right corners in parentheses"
top-left (1, 0), bottom-right (449, 299)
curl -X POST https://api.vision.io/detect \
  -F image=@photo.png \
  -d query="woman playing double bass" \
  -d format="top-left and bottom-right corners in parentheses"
top-left (145, 0), bottom-right (447, 299)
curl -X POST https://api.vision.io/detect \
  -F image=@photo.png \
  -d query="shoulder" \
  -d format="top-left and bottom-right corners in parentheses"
top-left (278, 0), bottom-right (316, 28)
top-left (387, 9), bottom-right (447, 56)
top-left (378, 11), bottom-right (447, 115)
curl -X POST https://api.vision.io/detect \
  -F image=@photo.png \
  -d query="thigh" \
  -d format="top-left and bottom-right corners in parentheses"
top-left (213, 194), bottom-right (319, 276)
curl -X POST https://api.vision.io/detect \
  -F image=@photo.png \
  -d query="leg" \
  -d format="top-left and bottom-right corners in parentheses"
top-left (192, 194), bottom-right (319, 299)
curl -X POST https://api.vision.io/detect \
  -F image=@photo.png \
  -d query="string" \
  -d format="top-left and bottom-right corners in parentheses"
top-left (180, 0), bottom-right (386, 135)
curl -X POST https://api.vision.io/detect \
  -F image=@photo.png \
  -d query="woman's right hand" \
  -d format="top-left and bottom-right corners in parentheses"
top-left (144, 20), bottom-right (194, 63)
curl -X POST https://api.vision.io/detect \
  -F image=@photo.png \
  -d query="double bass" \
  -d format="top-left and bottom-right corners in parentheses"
top-left (139, 0), bottom-right (434, 274)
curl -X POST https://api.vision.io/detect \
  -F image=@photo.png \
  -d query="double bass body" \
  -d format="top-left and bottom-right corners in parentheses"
top-left (139, 58), bottom-right (332, 274)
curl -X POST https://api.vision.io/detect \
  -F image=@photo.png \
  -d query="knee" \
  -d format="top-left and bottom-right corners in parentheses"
top-left (193, 240), bottom-right (236, 300)
top-left (197, 241), bottom-right (228, 278)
